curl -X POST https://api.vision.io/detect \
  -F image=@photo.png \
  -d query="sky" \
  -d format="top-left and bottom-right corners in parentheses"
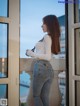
top-left (20, 0), bottom-right (65, 58)
top-left (0, 0), bottom-right (7, 17)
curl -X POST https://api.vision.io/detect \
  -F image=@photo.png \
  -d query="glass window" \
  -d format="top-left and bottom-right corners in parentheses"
top-left (74, 0), bottom-right (80, 23)
top-left (0, 0), bottom-right (8, 17)
top-left (0, 23), bottom-right (8, 78)
top-left (74, 28), bottom-right (80, 75)
top-left (0, 84), bottom-right (8, 106)
top-left (0, 84), bottom-right (8, 98)
top-left (75, 81), bottom-right (80, 106)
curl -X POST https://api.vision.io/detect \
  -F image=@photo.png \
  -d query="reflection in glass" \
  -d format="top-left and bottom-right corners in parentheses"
top-left (74, 0), bottom-right (80, 23)
top-left (0, 0), bottom-right (8, 17)
top-left (75, 81), bottom-right (80, 106)
top-left (0, 84), bottom-right (8, 98)
top-left (74, 28), bottom-right (80, 75)
top-left (0, 24), bottom-right (8, 78)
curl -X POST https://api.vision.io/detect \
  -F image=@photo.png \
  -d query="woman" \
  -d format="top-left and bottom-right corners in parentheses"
top-left (26, 15), bottom-right (60, 106)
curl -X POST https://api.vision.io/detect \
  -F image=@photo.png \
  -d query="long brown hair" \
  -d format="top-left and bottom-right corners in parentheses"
top-left (43, 15), bottom-right (60, 54)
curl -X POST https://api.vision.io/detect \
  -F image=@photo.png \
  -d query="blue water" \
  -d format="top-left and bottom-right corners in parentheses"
top-left (0, 85), bottom-right (6, 98)
top-left (20, 86), bottom-right (30, 97)
top-left (20, 71), bottom-right (30, 97)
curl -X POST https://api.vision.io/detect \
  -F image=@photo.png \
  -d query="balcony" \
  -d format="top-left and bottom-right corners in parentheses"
top-left (0, 57), bottom-right (66, 106)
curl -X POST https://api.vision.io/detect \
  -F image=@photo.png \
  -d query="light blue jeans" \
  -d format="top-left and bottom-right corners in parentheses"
top-left (32, 60), bottom-right (54, 106)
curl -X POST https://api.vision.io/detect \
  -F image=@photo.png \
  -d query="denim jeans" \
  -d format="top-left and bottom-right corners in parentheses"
top-left (32, 60), bottom-right (54, 106)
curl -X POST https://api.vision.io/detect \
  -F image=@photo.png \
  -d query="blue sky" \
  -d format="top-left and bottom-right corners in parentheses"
top-left (20, 0), bottom-right (65, 58)
top-left (0, 24), bottom-right (7, 58)
top-left (0, 0), bottom-right (7, 17)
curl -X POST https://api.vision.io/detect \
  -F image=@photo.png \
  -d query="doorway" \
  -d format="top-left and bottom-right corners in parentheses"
top-left (19, 0), bottom-right (66, 106)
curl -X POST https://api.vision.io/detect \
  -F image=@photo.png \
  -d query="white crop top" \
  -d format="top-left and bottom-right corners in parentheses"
top-left (26, 34), bottom-right (53, 61)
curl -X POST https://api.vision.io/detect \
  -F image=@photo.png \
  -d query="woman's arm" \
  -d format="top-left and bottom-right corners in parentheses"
top-left (26, 35), bottom-right (52, 61)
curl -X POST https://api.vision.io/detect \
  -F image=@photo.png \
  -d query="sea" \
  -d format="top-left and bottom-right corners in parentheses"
top-left (20, 71), bottom-right (30, 97)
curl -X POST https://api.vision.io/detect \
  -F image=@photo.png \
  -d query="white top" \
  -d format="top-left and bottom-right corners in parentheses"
top-left (27, 34), bottom-right (53, 61)
top-left (26, 34), bottom-right (62, 70)
top-left (26, 35), bottom-right (64, 71)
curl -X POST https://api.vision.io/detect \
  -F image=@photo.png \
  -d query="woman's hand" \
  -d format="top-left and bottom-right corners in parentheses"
top-left (25, 49), bottom-right (34, 57)
top-left (25, 49), bottom-right (30, 56)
